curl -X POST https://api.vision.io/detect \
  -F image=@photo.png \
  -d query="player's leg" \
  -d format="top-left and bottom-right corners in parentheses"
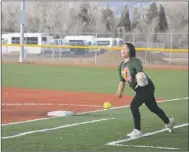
top-left (129, 82), bottom-right (154, 132)
top-left (139, 79), bottom-right (168, 123)
top-left (139, 80), bottom-right (175, 132)
top-left (144, 95), bottom-right (175, 132)
top-left (127, 93), bottom-right (144, 138)
top-left (144, 95), bottom-right (169, 123)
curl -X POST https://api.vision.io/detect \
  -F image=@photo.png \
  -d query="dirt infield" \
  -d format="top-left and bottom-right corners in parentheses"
top-left (2, 87), bottom-right (135, 124)
top-left (2, 57), bottom-right (186, 124)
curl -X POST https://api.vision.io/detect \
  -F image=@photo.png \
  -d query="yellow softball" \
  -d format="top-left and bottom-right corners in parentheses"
top-left (103, 102), bottom-right (112, 109)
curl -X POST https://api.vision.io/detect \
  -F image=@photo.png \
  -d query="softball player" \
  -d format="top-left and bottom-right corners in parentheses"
top-left (116, 42), bottom-right (175, 139)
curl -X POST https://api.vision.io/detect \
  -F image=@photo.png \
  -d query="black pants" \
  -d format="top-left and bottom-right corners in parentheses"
top-left (130, 80), bottom-right (170, 130)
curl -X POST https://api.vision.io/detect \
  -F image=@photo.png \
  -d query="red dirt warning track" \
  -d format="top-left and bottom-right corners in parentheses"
top-left (2, 87), bottom-right (135, 124)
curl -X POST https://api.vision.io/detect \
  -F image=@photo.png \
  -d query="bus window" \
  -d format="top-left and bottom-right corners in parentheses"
top-left (2, 38), bottom-right (8, 44)
top-left (54, 40), bottom-right (58, 45)
top-left (26, 37), bottom-right (38, 44)
top-left (42, 37), bottom-right (47, 42)
top-left (113, 40), bottom-right (117, 46)
top-left (59, 40), bottom-right (63, 45)
top-left (97, 41), bottom-right (110, 46)
top-left (12, 37), bottom-right (20, 44)
top-left (63, 41), bottom-right (70, 45)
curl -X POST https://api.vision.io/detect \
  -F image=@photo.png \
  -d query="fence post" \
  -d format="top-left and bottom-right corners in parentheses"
top-left (170, 33), bottom-right (173, 64)
top-left (19, 0), bottom-right (25, 63)
top-left (145, 42), bottom-right (147, 64)
top-left (6, 46), bottom-right (8, 54)
top-left (59, 48), bottom-right (61, 59)
top-left (132, 34), bottom-right (135, 45)
top-left (42, 46), bottom-right (45, 58)
top-left (94, 32), bottom-right (98, 64)
top-left (52, 47), bottom-right (55, 64)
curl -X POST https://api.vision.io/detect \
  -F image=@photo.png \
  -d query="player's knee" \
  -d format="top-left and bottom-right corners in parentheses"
top-left (149, 107), bottom-right (161, 114)
top-left (130, 102), bottom-right (138, 111)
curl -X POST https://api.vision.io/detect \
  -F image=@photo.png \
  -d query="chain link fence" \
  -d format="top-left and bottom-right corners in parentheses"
top-left (2, 33), bottom-right (188, 65)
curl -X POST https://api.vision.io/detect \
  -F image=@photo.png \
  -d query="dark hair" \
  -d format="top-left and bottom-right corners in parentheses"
top-left (123, 42), bottom-right (136, 57)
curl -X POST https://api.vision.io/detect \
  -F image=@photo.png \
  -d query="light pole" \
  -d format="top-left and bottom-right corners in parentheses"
top-left (19, 0), bottom-right (25, 63)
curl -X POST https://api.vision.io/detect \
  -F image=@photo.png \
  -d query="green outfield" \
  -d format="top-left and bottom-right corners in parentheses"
top-left (2, 63), bottom-right (189, 152)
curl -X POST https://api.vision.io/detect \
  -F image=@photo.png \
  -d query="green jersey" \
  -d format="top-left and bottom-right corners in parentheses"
top-left (118, 57), bottom-right (149, 90)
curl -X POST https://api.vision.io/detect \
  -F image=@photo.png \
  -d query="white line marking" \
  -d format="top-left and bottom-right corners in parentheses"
top-left (2, 97), bottom-right (188, 126)
top-left (2, 117), bottom-right (55, 126)
top-left (106, 123), bottom-right (189, 146)
top-left (158, 97), bottom-right (188, 103)
top-left (2, 103), bottom-right (102, 107)
top-left (113, 144), bottom-right (179, 150)
top-left (77, 97), bottom-right (188, 115)
top-left (2, 118), bottom-right (115, 139)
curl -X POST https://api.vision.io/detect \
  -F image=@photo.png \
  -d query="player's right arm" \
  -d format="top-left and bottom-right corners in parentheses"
top-left (116, 63), bottom-right (126, 98)
top-left (116, 81), bottom-right (125, 98)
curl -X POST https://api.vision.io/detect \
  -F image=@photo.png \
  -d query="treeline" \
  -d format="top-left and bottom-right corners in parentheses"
top-left (2, 2), bottom-right (188, 48)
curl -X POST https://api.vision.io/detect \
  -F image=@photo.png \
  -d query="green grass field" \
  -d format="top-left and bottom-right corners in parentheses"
top-left (2, 63), bottom-right (189, 152)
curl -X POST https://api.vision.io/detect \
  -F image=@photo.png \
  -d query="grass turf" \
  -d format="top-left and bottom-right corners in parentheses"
top-left (2, 63), bottom-right (188, 98)
top-left (2, 99), bottom-right (188, 152)
top-left (2, 63), bottom-right (188, 152)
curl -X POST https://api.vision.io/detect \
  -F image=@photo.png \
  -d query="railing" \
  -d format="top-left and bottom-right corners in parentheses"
top-left (2, 43), bottom-right (188, 65)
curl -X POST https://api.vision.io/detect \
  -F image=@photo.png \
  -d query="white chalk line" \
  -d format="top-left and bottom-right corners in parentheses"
top-left (106, 123), bottom-right (189, 150)
top-left (113, 144), bottom-right (179, 150)
top-left (2, 103), bottom-right (102, 107)
top-left (2, 118), bottom-right (116, 140)
top-left (76, 97), bottom-right (188, 115)
top-left (2, 97), bottom-right (188, 127)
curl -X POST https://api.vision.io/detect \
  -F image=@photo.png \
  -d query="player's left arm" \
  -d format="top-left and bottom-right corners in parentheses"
top-left (134, 58), bottom-right (149, 88)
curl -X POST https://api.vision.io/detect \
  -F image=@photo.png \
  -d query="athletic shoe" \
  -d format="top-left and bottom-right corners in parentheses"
top-left (165, 117), bottom-right (175, 133)
top-left (127, 129), bottom-right (143, 139)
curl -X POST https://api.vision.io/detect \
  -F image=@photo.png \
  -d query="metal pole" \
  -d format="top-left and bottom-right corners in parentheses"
top-left (132, 34), bottom-right (135, 45)
top-left (145, 42), bottom-right (147, 64)
top-left (19, 0), bottom-right (25, 63)
top-left (170, 33), bottom-right (173, 64)
top-left (94, 32), bottom-right (97, 64)
top-left (0, 0), bottom-right (2, 127)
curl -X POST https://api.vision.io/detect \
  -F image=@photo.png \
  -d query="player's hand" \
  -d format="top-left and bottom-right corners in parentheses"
top-left (116, 91), bottom-right (122, 98)
top-left (116, 81), bottom-right (125, 98)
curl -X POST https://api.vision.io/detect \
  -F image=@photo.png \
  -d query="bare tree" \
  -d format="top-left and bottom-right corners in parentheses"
top-left (146, 2), bottom-right (158, 24)
top-left (101, 4), bottom-right (115, 36)
top-left (2, 2), bottom-right (20, 32)
top-left (160, 2), bottom-right (188, 32)
top-left (117, 4), bottom-right (131, 32)
top-left (145, 2), bottom-right (159, 33)
top-left (155, 4), bottom-right (169, 33)
top-left (132, 7), bottom-right (147, 33)
top-left (159, 2), bottom-right (188, 48)
top-left (1, 2), bottom-right (118, 36)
